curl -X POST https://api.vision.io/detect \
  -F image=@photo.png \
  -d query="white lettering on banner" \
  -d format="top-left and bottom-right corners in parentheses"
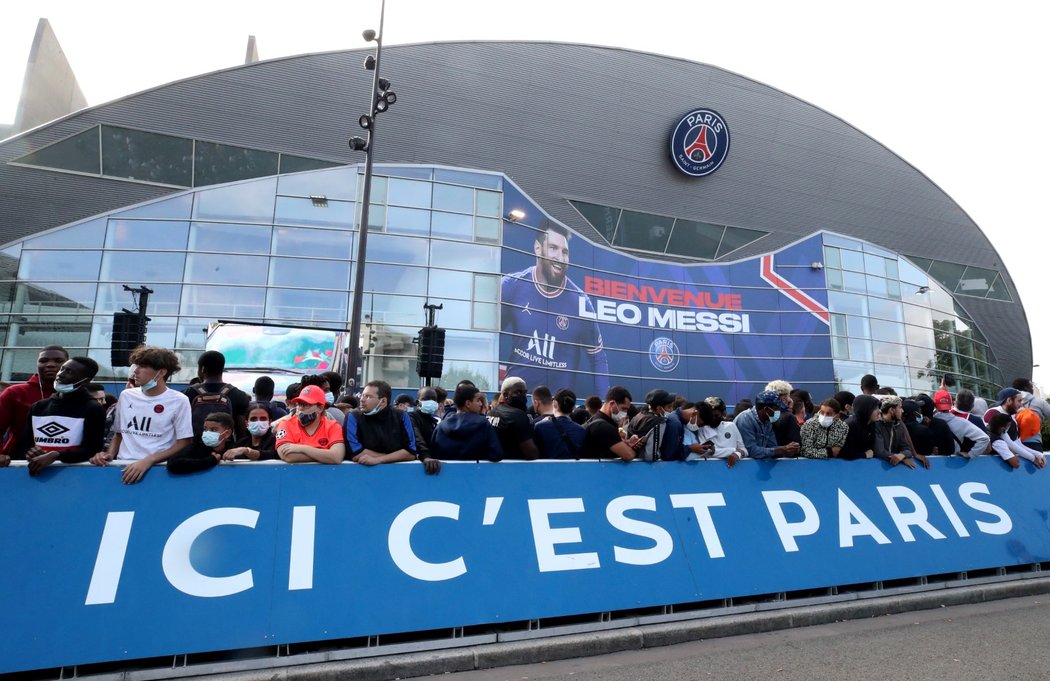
top-left (668, 493), bottom-right (728, 558)
top-left (837, 489), bottom-right (891, 548)
top-left (528, 498), bottom-right (601, 572)
top-left (289, 506), bottom-right (316, 590)
top-left (161, 508), bottom-right (260, 598)
top-left (606, 496), bottom-right (674, 566)
top-left (388, 502), bottom-right (467, 582)
top-left (577, 298), bottom-right (751, 333)
top-left (959, 482), bottom-right (1013, 535)
top-left (762, 490), bottom-right (820, 553)
top-left (85, 511), bottom-right (135, 605)
top-left (876, 486), bottom-right (947, 542)
top-left (929, 484), bottom-right (969, 538)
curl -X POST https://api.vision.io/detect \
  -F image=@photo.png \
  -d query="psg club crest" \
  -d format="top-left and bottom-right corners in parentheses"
top-left (648, 337), bottom-right (680, 373)
top-left (556, 315), bottom-right (569, 331)
top-left (670, 108), bottom-right (730, 177)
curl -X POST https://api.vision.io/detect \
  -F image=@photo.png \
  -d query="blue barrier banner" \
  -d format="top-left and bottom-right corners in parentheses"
top-left (2, 457), bottom-right (1049, 673)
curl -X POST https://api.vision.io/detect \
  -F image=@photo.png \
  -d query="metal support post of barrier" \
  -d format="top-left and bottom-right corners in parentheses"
top-left (367, 635), bottom-right (379, 648)
top-left (600, 611), bottom-right (612, 623)
top-left (662, 604), bottom-right (674, 615)
top-left (451, 626), bottom-right (465, 639)
top-left (527, 619), bottom-right (540, 631)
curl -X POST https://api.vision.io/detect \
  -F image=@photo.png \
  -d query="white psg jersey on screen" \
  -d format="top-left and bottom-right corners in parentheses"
top-left (31, 415), bottom-right (86, 451)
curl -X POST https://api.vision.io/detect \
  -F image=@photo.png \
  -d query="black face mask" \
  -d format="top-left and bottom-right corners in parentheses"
top-left (298, 411), bottom-right (318, 427)
top-left (508, 395), bottom-right (527, 411)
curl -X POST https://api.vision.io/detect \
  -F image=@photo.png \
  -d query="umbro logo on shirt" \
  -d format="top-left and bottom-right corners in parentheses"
top-left (38, 421), bottom-right (70, 438)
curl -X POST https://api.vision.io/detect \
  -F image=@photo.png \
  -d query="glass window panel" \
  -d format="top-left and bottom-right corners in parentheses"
top-left (364, 294), bottom-right (426, 326)
top-left (185, 253), bottom-right (267, 286)
top-left (907, 256), bottom-right (934, 273)
top-left (476, 190), bottom-right (501, 218)
top-left (385, 206), bottom-right (430, 236)
top-left (956, 266), bottom-right (997, 296)
top-left (19, 250), bottom-right (102, 281)
top-left (865, 274), bottom-right (889, 297)
top-left (106, 219), bottom-right (189, 250)
top-left (830, 313), bottom-right (847, 337)
top-left (101, 125), bottom-right (192, 186)
top-left (862, 242), bottom-right (896, 258)
top-left (11, 317), bottom-right (92, 351)
top-left (826, 268), bottom-right (843, 290)
top-left (114, 195), bottom-right (193, 220)
top-left (271, 226), bottom-right (353, 260)
top-left (906, 344), bottom-right (936, 371)
top-left (13, 126), bottom-right (100, 174)
top-left (848, 338), bottom-right (873, 362)
top-left (363, 264), bottom-right (428, 295)
top-left (823, 246), bottom-right (841, 269)
top-left (972, 343), bottom-right (988, 364)
top-left (843, 270), bottom-right (866, 293)
top-left (430, 241), bottom-right (499, 273)
top-left (906, 324), bottom-right (935, 349)
top-left (934, 325), bottom-right (955, 353)
top-left (434, 168), bottom-right (502, 190)
top-left (846, 315), bottom-right (870, 338)
top-left (570, 200), bottom-right (619, 242)
top-left (840, 249), bottom-right (865, 272)
top-left (419, 298), bottom-right (471, 330)
top-left (96, 283), bottom-right (182, 316)
top-left (175, 317), bottom-right (211, 350)
top-left (665, 219), bottom-right (723, 259)
top-left (473, 302), bottom-right (498, 330)
top-left (873, 363), bottom-right (910, 395)
top-left (904, 304), bottom-right (933, 328)
top-left (986, 273), bottom-right (1012, 301)
top-left (926, 260), bottom-right (967, 292)
top-left (277, 165), bottom-right (357, 200)
top-left (871, 319), bottom-right (905, 344)
top-left (358, 175), bottom-right (388, 204)
top-left (954, 334), bottom-right (974, 359)
top-left (832, 336), bottom-right (849, 359)
top-left (827, 291), bottom-right (867, 316)
top-left (897, 257), bottom-right (928, 287)
top-left (273, 196), bottom-right (355, 229)
top-left (265, 288), bottom-right (348, 323)
top-left (24, 218), bottom-right (106, 249)
top-left (886, 278), bottom-right (901, 300)
top-left (366, 234), bottom-right (429, 265)
top-left (834, 360), bottom-right (872, 392)
top-left (387, 178), bottom-right (432, 208)
top-left (885, 258), bottom-right (899, 280)
top-left (181, 285), bottom-right (265, 318)
top-left (615, 209), bottom-right (674, 251)
top-left (99, 250), bottom-right (184, 282)
top-left (431, 211), bottom-right (473, 241)
top-left (715, 226), bottom-right (767, 258)
top-left (823, 233), bottom-right (862, 250)
top-left (269, 257), bottom-right (349, 290)
top-left (90, 315), bottom-right (178, 355)
top-left (909, 368), bottom-right (937, 395)
top-left (473, 274), bottom-right (500, 302)
top-left (363, 203), bottom-right (386, 231)
top-left (867, 297), bottom-right (903, 322)
top-left (873, 342), bottom-right (906, 365)
top-left (194, 177), bottom-right (278, 223)
top-left (958, 354), bottom-right (977, 380)
top-left (427, 269), bottom-right (474, 300)
top-left (18, 282), bottom-right (97, 312)
top-left (278, 155), bottom-right (341, 175)
top-left (863, 253), bottom-right (886, 276)
top-left (432, 183), bottom-right (474, 213)
top-left (474, 216), bottom-right (500, 243)
top-left (189, 222), bottom-right (272, 254)
top-left (194, 141), bottom-right (278, 187)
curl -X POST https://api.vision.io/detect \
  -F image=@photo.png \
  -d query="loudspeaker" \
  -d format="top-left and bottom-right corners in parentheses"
top-left (111, 312), bottom-right (146, 367)
top-left (415, 326), bottom-right (446, 379)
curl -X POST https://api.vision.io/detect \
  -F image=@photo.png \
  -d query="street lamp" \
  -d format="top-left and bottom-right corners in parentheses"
top-left (346, 0), bottom-right (397, 392)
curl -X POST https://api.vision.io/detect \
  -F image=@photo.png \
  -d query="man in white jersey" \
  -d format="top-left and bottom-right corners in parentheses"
top-left (90, 346), bottom-right (193, 484)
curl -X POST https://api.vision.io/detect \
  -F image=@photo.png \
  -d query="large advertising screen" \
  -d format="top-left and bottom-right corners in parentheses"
top-left (499, 193), bottom-right (834, 404)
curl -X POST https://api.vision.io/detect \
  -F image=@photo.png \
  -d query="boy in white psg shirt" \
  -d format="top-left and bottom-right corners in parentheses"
top-left (90, 346), bottom-right (193, 484)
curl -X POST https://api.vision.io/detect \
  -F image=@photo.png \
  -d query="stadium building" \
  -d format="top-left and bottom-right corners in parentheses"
top-left (0, 40), bottom-right (1029, 403)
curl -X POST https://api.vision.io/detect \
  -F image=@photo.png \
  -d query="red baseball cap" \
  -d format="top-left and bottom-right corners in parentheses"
top-left (291, 385), bottom-right (327, 406)
top-left (933, 389), bottom-right (952, 412)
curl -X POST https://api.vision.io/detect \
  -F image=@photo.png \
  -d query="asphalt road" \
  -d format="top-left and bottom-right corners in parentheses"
top-left (441, 595), bottom-right (1050, 681)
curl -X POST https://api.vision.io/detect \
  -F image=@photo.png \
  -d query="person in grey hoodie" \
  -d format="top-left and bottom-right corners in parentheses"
top-left (872, 395), bottom-right (922, 468)
top-left (430, 384), bottom-right (504, 463)
top-left (932, 389), bottom-right (989, 458)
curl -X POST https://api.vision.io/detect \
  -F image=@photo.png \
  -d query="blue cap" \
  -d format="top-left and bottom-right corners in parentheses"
top-left (997, 387), bottom-right (1021, 403)
top-left (755, 390), bottom-right (789, 410)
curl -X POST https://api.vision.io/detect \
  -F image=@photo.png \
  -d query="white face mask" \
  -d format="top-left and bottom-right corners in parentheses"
top-left (818, 415), bottom-right (834, 428)
top-left (612, 409), bottom-right (627, 423)
top-left (685, 422), bottom-right (700, 432)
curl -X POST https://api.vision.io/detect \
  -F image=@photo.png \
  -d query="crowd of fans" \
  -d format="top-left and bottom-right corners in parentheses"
top-left (1, 344), bottom-right (1047, 482)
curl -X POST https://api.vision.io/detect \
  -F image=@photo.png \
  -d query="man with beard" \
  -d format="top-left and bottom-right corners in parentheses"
top-left (0, 345), bottom-right (67, 465)
top-left (500, 223), bottom-right (609, 397)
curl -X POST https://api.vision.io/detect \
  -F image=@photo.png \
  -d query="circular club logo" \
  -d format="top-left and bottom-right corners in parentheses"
top-left (670, 108), bottom-right (730, 177)
top-left (153, 404), bottom-right (165, 414)
top-left (648, 337), bottom-right (680, 373)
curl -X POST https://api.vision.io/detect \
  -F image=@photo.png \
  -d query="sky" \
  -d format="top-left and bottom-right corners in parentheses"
top-left (2, 0), bottom-right (1048, 386)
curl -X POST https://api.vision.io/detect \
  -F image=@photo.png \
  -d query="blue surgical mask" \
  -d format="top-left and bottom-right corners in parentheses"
top-left (53, 378), bottom-right (85, 394)
top-left (247, 421), bottom-right (270, 436)
top-left (325, 391), bottom-right (335, 404)
top-left (139, 377), bottom-right (159, 392)
top-left (201, 431), bottom-right (223, 447)
top-left (420, 399), bottom-right (439, 415)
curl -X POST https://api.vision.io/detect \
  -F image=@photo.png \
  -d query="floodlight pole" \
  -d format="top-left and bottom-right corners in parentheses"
top-left (346, 0), bottom-right (386, 392)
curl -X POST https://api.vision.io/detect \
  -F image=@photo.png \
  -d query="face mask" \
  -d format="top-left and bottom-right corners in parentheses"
top-left (140, 377), bottom-right (159, 392)
top-left (612, 409), bottom-right (627, 423)
top-left (420, 399), bottom-right (439, 415)
top-left (364, 405), bottom-right (382, 417)
top-left (298, 411), bottom-right (318, 426)
top-left (201, 431), bottom-right (224, 447)
top-left (508, 395), bottom-right (528, 411)
top-left (53, 378), bottom-right (85, 394)
top-left (248, 421), bottom-right (270, 436)
top-left (818, 415), bottom-right (834, 428)
top-left (686, 422), bottom-right (700, 432)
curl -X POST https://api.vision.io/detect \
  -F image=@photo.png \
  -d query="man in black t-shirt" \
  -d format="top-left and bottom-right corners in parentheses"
top-left (183, 350), bottom-right (250, 437)
top-left (582, 386), bottom-right (643, 460)
top-left (486, 377), bottom-right (539, 460)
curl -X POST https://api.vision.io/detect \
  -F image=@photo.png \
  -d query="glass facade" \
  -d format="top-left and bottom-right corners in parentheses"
top-left (823, 235), bottom-right (1003, 397)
